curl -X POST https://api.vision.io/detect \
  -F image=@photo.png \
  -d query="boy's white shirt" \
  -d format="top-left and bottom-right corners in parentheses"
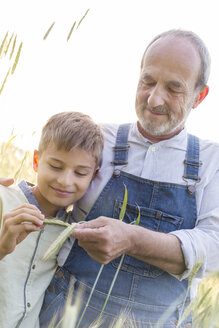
top-left (0, 181), bottom-right (65, 328)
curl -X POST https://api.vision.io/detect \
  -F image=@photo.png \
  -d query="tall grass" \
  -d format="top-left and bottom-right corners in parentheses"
top-left (0, 137), bottom-right (36, 184)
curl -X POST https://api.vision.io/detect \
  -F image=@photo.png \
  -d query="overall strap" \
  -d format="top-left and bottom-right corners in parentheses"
top-left (183, 134), bottom-right (202, 193)
top-left (111, 123), bottom-right (131, 167)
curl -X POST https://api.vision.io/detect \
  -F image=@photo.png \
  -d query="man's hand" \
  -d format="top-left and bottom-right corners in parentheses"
top-left (0, 204), bottom-right (44, 260)
top-left (72, 216), bottom-right (186, 275)
top-left (0, 178), bottom-right (14, 187)
top-left (72, 217), bottom-right (133, 264)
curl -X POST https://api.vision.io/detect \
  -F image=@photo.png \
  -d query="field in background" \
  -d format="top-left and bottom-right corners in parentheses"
top-left (0, 139), bottom-right (36, 184)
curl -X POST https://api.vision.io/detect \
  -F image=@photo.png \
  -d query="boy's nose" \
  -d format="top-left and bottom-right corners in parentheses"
top-left (57, 171), bottom-right (74, 187)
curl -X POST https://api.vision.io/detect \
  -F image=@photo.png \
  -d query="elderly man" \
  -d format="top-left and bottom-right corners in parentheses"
top-left (3, 30), bottom-right (219, 327)
top-left (40, 30), bottom-right (219, 327)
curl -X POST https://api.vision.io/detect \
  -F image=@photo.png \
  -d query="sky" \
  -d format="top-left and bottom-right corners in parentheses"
top-left (0, 0), bottom-right (219, 150)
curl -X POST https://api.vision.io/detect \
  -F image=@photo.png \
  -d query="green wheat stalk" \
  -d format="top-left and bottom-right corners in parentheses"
top-left (97, 201), bottom-right (140, 324)
top-left (67, 21), bottom-right (76, 41)
top-left (11, 42), bottom-right (23, 74)
top-left (76, 9), bottom-right (90, 30)
top-left (43, 218), bottom-right (70, 227)
top-left (75, 264), bottom-right (104, 328)
top-left (43, 222), bottom-right (77, 261)
top-left (76, 185), bottom-right (128, 328)
top-left (43, 22), bottom-right (55, 40)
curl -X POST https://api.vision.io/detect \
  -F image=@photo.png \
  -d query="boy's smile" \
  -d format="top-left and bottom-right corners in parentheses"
top-left (32, 143), bottom-right (97, 217)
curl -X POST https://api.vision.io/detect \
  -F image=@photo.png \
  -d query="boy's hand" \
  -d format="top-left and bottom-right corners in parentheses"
top-left (0, 204), bottom-right (44, 260)
top-left (0, 178), bottom-right (14, 187)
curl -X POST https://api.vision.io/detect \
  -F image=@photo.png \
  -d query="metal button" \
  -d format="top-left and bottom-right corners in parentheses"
top-left (113, 169), bottom-right (121, 178)
top-left (187, 185), bottom-right (196, 194)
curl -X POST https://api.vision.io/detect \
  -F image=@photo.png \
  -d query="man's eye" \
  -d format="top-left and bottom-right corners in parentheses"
top-left (169, 88), bottom-right (180, 94)
top-left (142, 80), bottom-right (154, 86)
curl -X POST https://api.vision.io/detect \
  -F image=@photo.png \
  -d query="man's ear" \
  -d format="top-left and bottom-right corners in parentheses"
top-left (193, 86), bottom-right (209, 109)
top-left (33, 150), bottom-right (39, 173)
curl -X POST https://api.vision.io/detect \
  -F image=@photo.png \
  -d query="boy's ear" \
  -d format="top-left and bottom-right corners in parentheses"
top-left (33, 150), bottom-right (39, 173)
top-left (193, 86), bottom-right (209, 109)
top-left (92, 166), bottom-right (100, 179)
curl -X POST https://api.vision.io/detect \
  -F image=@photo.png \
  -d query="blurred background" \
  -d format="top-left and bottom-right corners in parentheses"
top-left (0, 0), bottom-right (219, 151)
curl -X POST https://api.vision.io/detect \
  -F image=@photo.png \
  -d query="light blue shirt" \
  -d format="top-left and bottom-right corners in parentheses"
top-left (59, 122), bottom-right (219, 289)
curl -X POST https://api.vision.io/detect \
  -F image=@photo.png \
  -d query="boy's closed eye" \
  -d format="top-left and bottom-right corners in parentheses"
top-left (49, 164), bottom-right (62, 170)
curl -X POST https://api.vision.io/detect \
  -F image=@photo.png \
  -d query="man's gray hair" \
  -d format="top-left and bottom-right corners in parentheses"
top-left (141, 29), bottom-right (211, 89)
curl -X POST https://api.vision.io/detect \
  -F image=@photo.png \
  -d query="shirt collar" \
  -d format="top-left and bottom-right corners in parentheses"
top-left (131, 122), bottom-right (188, 151)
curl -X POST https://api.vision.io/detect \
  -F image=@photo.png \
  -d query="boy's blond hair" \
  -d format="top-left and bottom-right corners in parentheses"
top-left (38, 111), bottom-right (104, 165)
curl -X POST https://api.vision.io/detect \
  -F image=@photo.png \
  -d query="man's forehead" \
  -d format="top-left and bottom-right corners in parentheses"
top-left (143, 36), bottom-right (200, 64)
top-left (141, 36), bottom-right (201, 82)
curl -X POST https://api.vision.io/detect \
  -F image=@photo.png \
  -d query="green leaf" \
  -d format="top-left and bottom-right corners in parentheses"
top-left (119, 184), bottom-right (127, 221)
top-left (135, 203), bottom-right (141, 225)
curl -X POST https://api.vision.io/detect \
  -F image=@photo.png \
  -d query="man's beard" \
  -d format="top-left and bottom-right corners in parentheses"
top-left (136, 102), bottom-right (191, 136)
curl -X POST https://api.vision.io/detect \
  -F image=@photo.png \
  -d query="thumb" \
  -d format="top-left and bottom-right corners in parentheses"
top-left (0, 178), bottom-right (14, 187)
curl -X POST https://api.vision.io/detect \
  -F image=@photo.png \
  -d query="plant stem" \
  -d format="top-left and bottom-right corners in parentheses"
top-left (76, 264), bottom-right (104, 328)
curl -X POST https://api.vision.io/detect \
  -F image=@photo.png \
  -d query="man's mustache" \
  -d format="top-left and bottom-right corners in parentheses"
top-left (139, 102), bottom-right (170, 115)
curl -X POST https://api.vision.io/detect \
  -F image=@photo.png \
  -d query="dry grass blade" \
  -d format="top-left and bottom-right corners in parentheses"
top-left (6, 135), bottom-right (16, 149)
top-left (11, 41), bottom-right (23, 74)
top-left (67, 21), bottom-right (76, 41)
top-left (76, 9), bottom-right (90, 30)
top-left (4, 33), bottom-right (14, 56)
top-left (0, 67), bottom-right (11, 95)
top-left (0, 31), bottom-right (8, 57)
top-left (14, 151), bottom-right (29, 183)
top-left (10, 34), bottom-right (17, 59)
top-left (43, 22), bottom-right (55, 40)
top-left (43, 223), bottom-right (77, 261)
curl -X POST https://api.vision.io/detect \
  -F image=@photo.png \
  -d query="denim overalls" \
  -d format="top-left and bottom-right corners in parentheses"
top-left (40, 124), bottom-right (200, 328)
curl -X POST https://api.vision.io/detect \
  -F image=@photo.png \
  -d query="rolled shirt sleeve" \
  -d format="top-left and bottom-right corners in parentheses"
top-left (170, 168), bottom-right (219, 280)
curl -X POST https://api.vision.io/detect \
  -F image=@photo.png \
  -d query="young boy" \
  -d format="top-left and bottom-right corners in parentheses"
top-left (0, 111), bottom-right (104, 328)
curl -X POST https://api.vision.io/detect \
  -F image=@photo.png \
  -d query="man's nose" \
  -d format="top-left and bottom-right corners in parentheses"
top-left (147, 86), bottom-right (165, 108)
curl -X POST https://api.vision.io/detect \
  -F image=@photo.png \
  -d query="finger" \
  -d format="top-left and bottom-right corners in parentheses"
top-left (72, 225), bottom-right (107, 242)
top-left (74, 217), bottom-right (109, 230)
top-left (0, 177), bottom-right (14, 187)
top-left (4, 206), bottom-right (44, 221)
top-left (5, 223), bottom-right (42, 237)
top-left (8, 203), bottom-right (44, 215)
top-left (3, 212), bottom-right (44, 227)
